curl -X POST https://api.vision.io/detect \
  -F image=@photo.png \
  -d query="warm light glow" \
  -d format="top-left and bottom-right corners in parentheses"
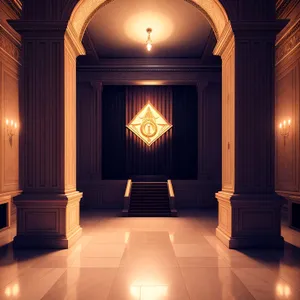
top-left (169, 233), bottom-right (174, 243)
top-left (279, 118), bottom-right (291, 144)
top-left (141, 286), bottom-right (168, 300)
top-left (126, 102), bottom-right (172, 146)
top-left (125, 12), bottom-right (173, 46)
top-left (130, 285), bottom-right (168, 300)
top-left (146, 42), bottom-right (152, 51)
top-left (5, 118), bottom-right (18, 138)
top-left (276, 283), bottom-right (291, 298)
top-left (130, 286), bottom-right (140, 299)
top-left (71, 0), bottom-right (228, 43)
top-left (124, 232), bottom-right (130, 244)
top-left (4, 283), bottom-right (20, 297)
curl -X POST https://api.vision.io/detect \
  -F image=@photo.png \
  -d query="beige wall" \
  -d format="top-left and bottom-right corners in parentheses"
top-left (0, 0), bottom-right (21, 228)
top-left (275, 0), bottom-right (300, 213)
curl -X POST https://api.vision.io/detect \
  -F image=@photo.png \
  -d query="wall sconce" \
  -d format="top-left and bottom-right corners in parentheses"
top-left (5, 119), bottom-right (18, 139)
top-left (279, 119), bottom-right (291, 146)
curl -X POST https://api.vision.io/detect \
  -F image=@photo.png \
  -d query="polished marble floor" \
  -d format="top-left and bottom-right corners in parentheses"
top-left (0, 210), bottom-right (300, 300)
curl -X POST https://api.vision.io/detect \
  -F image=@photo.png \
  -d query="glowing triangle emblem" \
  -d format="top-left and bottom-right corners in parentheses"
top-left (126, 102), bottom-right (172, 146)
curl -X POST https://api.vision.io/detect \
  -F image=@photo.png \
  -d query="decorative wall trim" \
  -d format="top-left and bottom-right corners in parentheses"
top-left (0, 25), bottom-right (21, 63)
top-left (77, 65), bottom-right (221, 73)
top-left (276, 0), bottom-right (299, 18)
top-left (0, 0), bottom-right (22, 18)
top-left (276, 20), bottom-right (300, 66)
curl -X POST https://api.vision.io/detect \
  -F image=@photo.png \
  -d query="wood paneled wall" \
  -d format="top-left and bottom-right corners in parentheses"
top-left (275, 0), bottom-right (300, 213)
top-left (0, 0), bottom-right (21, 228)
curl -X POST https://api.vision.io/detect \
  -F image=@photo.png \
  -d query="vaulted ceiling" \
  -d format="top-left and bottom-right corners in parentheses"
top-left (80, 0), bottom-right (220, 64)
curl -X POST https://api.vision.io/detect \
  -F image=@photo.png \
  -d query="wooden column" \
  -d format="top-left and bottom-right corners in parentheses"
top-left (9, 20), bottom-right (85, 248)
top-left (215, 21), bottom-right (287, 248)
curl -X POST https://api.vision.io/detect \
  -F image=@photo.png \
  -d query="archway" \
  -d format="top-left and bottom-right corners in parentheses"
top-left (68, 0), bottom-right (229, 44)
top-left (11, 0), bottom-right (284, 249)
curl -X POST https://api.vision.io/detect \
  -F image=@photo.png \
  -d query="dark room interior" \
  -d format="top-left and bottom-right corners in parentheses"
top-left (0, 0), bottom-right (300, 299)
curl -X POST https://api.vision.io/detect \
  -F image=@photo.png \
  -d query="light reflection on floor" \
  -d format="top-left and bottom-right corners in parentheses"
top-left (0, 210), bottom-right (300, 299)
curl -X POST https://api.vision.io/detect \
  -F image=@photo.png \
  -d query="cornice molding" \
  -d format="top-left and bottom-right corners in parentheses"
top-left (7, 20), bottom-right (69, 33)
top-left (276, 19), bottom-right (300, 65)
top-left (0, 24), bottom-right (21, 63)
top-left (276, 0), bottom-right (299, 18)
top-left (214, 20), bottom-right (288, 56)
top-left (0, 0), bottom-right (22, 18)
top-left (77, 65), bottom-right (221, 73)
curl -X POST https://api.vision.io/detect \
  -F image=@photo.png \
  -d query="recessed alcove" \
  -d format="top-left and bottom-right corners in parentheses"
top-left (291, 202), bottom-right (300, 230)
top-left (0, 202), bottom-right (8, 231)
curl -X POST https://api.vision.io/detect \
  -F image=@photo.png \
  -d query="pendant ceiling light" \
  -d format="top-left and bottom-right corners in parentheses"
top-left (146, 28), bottom-right (152, 52)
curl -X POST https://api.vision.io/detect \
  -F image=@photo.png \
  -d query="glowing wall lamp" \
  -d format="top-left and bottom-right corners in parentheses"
top-left (279, 119), bottom-right (291, 146)
top-left (146, 28), bottom-right (152, 52)
top-left (5, 119), bottom-right (18, 140)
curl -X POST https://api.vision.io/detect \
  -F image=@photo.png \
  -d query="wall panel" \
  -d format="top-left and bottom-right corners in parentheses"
top-left (0, 1), bottom-right (21, 230)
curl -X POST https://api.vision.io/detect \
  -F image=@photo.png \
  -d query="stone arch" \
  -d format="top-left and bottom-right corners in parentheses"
top-left (68, 0), bottom-right (230, 49)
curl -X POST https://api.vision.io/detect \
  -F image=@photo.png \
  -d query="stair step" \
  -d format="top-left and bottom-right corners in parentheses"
top-left (128, 180), bottom-right (172, 217)
top-left (130, 203), bottom-right (169, 208)
top-left (131, 197), bottom-right (168, 199)
top-left (128, 213), bottom-right (171, 217)
top-left (129, 210), bottom-right (170, 213)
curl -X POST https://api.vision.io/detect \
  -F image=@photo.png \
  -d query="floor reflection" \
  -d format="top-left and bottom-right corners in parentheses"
top-left (0, 210), bottom-right (300, 300)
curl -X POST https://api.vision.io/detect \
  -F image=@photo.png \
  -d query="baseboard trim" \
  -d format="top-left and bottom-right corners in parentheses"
top-left (216, 227), bottom-right (284, 249)
top-left (13, 226), bottom-right (82, 249)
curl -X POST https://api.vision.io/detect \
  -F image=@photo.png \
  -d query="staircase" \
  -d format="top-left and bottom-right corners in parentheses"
top-left (128, 182), bottom-right (171, 216)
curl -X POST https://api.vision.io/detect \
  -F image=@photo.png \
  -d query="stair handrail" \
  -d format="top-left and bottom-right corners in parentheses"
top-left (123, 179), bottom-right (132, 215)
top-left (167, 179), bottom-right (176, 211)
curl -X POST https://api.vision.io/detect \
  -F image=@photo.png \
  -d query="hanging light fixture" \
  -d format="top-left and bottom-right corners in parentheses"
top-left (146, 28), bottom-right (152, 51)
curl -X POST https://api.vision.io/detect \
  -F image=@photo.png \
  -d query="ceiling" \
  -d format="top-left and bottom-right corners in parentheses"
top-left (80, 0), bottom-right (220, 63)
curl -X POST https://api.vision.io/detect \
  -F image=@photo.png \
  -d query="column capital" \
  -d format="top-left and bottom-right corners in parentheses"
top-left (8, 20), bottom-right (85, 56)
top-left (214, 20), bottom-right (289, 56)
top-left (231, 20), bottom-right (289, 39)
top-left (8, 20), bottom-right (68, 34)
top-left (90, 81), bottom-right (103, 93)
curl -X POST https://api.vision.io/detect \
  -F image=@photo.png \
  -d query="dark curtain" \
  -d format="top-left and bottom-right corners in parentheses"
top-left (172, 86), bottom-right (198, 179)
top-left (102, 86), bottom-right (126, 179)
top-left (126, 86), bottom-right (173, 177)
top-left (102, 85), bottom-right (197, 179)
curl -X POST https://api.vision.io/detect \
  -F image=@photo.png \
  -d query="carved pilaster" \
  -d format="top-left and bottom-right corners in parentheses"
top-left (215, 20), bottom-right (286, 248)
top-left (8, 20), bottom-right (83, 248)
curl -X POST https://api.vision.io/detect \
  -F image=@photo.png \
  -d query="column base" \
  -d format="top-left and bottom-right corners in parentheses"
top-left (13, 226), bottom-right (82, 249)
top-left (216, 227), bottom-right (284, 249)
top-left (216, 191), bottom-right (284, 249)
top-left (13, 191), bottom-right (82, 249)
